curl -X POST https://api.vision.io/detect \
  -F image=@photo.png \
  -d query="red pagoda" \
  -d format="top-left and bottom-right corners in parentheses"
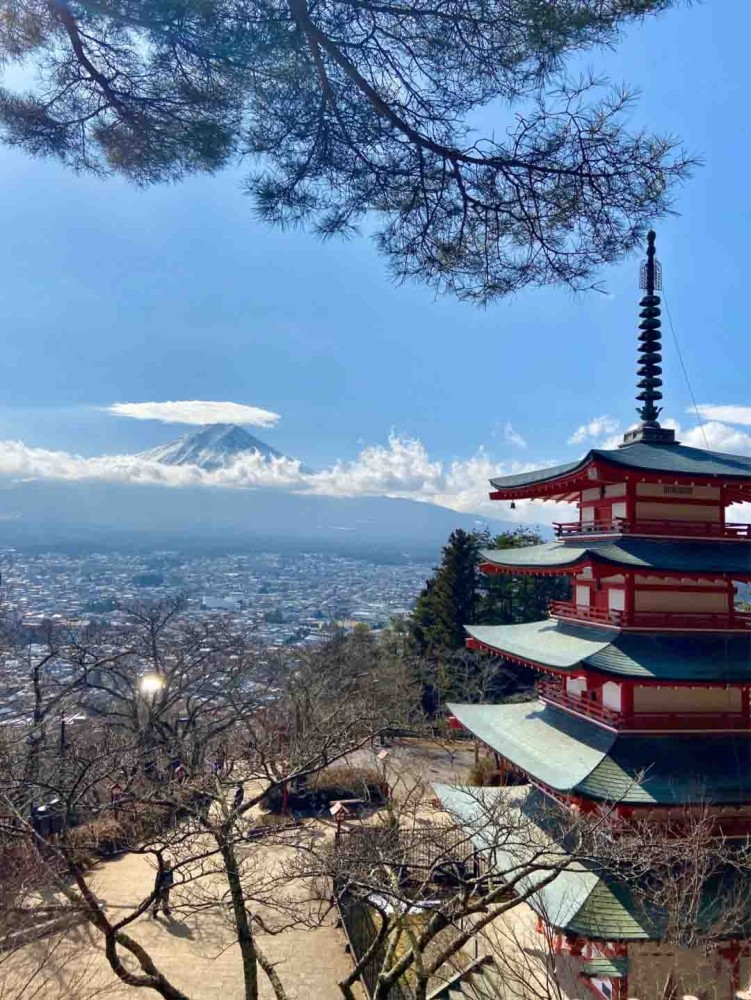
top-left (438, 233), bottom-right (751, 999)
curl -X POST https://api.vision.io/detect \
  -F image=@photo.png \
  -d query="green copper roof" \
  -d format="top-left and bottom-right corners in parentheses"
top-left (581, 957), bottom-right (628, 978)
top-left (448, 700), bottom-right (613, 791)
top-left (466, 620), bottom-right (751, 681)
top-left (480, 538), bottom-right (751, 575)
top-left (447, 701), bottom-right (751, 805)
top-left (467, 621), bottom-right (612, 670)
top-left (489, 441), bottom-right (751, 491)
top-left (432, 784), bottom-right (653, 940)
top-left (490, 458), bottom-right (582, 490)
top-left (434, 784), bottom-right (751, 941)
top-left (589, 631), bottom-right (751, 681)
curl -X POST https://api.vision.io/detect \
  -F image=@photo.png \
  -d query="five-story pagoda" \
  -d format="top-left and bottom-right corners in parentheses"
top-left (440, 233), bottom-right (751, 999)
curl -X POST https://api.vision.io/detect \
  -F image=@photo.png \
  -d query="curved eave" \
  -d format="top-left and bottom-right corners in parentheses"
top-left (466, 621), bottom-right (751, 683)
top-left (448, 701), bottom-right (751, 806)
top-left (432, 784), bottom-right (655, 941)
top-left (488, 455), bottom-right (593, 500)
top-left (488, 443), bottom-right (751, 501)
top-left (479, 541), bottom-right (751, 579)
top-left (480, 557), bottom-right (751, 581)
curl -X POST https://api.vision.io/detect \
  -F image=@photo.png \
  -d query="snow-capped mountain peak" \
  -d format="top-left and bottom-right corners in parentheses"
top-left (139, 423), bottom-right (287, 471)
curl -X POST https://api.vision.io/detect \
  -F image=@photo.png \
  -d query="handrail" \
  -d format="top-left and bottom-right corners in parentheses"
top-left (554, 518), bottom-right (751, 540)
top-left (549, 601), bottom-right (751, 630)
top-left (549, 601), bottom-right (622, 625)
top-left (540, 682), bottom-right (751, 731)
top-left (538, 682), bottom-right (620, 725)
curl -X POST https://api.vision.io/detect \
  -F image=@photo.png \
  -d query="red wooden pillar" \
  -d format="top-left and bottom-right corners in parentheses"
top-left (624, 570), bottom-right (635, 627)
top-left (719, 941), bottom-right (740, 992)
top-left (566, 935), bottom-right (584, 957)
top-left (614, 943), bottom-right (629, 1000)
top-left (621, 680), bottom-right (634, 723)
top-left (625, 476), bottom-right (636, 528)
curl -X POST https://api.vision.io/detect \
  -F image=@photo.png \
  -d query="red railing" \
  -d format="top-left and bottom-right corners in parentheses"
top-left (540, 681), bottom-right (751, 732)
top-left (549, 601), bottom-right (751, 630)
top-left (538, 681), bottom-right (621, 725)
top-left (553, 518), bottom-right (751, 540)
top-left (549, 601), bottom-right (622, 626)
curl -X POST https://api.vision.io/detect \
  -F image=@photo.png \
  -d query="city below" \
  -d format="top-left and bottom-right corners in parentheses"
top-left (0, 547), bottom-right (431, 645)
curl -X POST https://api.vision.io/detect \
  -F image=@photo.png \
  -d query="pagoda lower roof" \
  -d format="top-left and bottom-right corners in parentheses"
top-left (433, 783), bottom-right (751, 940)
top-left (433, 783), bottom-right (654, 940)
top-left (480, 538), bottom-right (751, 576)
top-left (465, 620), bottom-right (751, 682)
top-left (447, 700), bottom-right (751, 805)
top-left (489, 440), bottom-right (751, 493)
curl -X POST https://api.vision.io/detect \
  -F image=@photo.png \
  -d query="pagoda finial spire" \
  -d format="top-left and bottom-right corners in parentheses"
top-left (621, 230), bottom-right (676, 447)
top-left (636, 230), bottom-right (663, 426)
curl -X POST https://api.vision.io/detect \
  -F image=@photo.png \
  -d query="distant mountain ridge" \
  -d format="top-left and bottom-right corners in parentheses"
top-left (139, 423), bottom-right (288, 471)
top-left (0, 423), bottom-right (524, 556)
top-left (0, 479), bottom-right (516, 558)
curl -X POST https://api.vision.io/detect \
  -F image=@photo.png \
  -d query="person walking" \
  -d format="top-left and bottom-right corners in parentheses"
top-left (152, 855), bottom-right (174, 918)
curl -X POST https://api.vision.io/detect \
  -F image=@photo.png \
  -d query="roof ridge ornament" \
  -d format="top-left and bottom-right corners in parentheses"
top-left (620, 230), bottom-right (677, 448)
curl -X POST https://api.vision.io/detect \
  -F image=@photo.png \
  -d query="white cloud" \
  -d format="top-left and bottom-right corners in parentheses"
top-left (680, 420), bottom-right (751, 455)
top-left (0, 433), bottom-right (573, 525)
top-left (502, 423), bottom-right (527, 449)
top-left (567, 415), bottom-right (620, 446)
top-left (693, 404), bottom-right (751, 426)
top-left (107, 400), bottom-right (281, 428)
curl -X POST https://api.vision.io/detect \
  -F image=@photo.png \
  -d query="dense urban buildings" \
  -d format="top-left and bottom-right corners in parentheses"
top-left (0, 547), bottom-right (429, 724)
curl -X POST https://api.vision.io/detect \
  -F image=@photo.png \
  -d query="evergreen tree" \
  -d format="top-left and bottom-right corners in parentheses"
top-left (408, 526), bottom-right (569, 709)
top-left (409, 529), bottom-right (481, 658)
top-left (476, 529), bottom-right (570, 626)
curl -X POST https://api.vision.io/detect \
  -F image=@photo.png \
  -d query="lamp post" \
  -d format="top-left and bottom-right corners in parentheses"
top-left (139, 672), bottom-right (165, 698)
top-left (138, 672), bottom-right (165, 778)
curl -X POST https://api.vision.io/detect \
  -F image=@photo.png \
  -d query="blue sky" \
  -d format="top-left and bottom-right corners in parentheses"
top-left (0, 2), bottom-right (749, 517)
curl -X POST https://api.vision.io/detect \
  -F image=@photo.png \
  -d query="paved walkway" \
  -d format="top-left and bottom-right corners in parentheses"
top-left (7, 829), bottom-right (354, 1000)
top-left (5, 739), bottom-right (477, 1000)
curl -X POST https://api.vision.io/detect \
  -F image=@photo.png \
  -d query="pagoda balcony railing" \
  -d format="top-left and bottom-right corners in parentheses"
top-left (539, 682), bottom-right (751, 732)
top-left (538, 681), bottom-right (621, 726)
top-left (553, 518), bottom-right (751, 540)
top-left (549, 601), bottom-right (751, 631)
top-left (549, 602), bottom-right (622, 626)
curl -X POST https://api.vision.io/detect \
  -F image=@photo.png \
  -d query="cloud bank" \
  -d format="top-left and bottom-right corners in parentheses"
top-left (0, 434), bottom-right (562, 523)
top-left (10, 401), bottom-right (751, 525)
top-left (107, 401), bottom-right (281, 428)
top-left (566, 411), bottom-right (751, 458)
top-left (567, 415), bottom-right (620, 445)
top-left (693, 404), bottom-right (751, 426)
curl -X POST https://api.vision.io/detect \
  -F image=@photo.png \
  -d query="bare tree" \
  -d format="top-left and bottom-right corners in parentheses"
top-left (0, 0), bottom-right (693, 300)
top-left (0, 609), bottom-right (417, 1000)
top-left (288, 763), bottom-right (751, 1000)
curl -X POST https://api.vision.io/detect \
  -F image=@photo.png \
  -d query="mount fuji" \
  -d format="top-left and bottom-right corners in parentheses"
top-left (0, 424), bottom-right (516, 556)
top-left (138, 423), bottom-right (290, 471)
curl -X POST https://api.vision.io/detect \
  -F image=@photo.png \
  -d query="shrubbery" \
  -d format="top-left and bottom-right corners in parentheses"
top-left (264, 766), bottom-right (387, 815)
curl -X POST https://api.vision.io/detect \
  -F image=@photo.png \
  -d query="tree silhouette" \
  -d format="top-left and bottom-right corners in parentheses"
top-left (0, 0), bottom-right (693, 300)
